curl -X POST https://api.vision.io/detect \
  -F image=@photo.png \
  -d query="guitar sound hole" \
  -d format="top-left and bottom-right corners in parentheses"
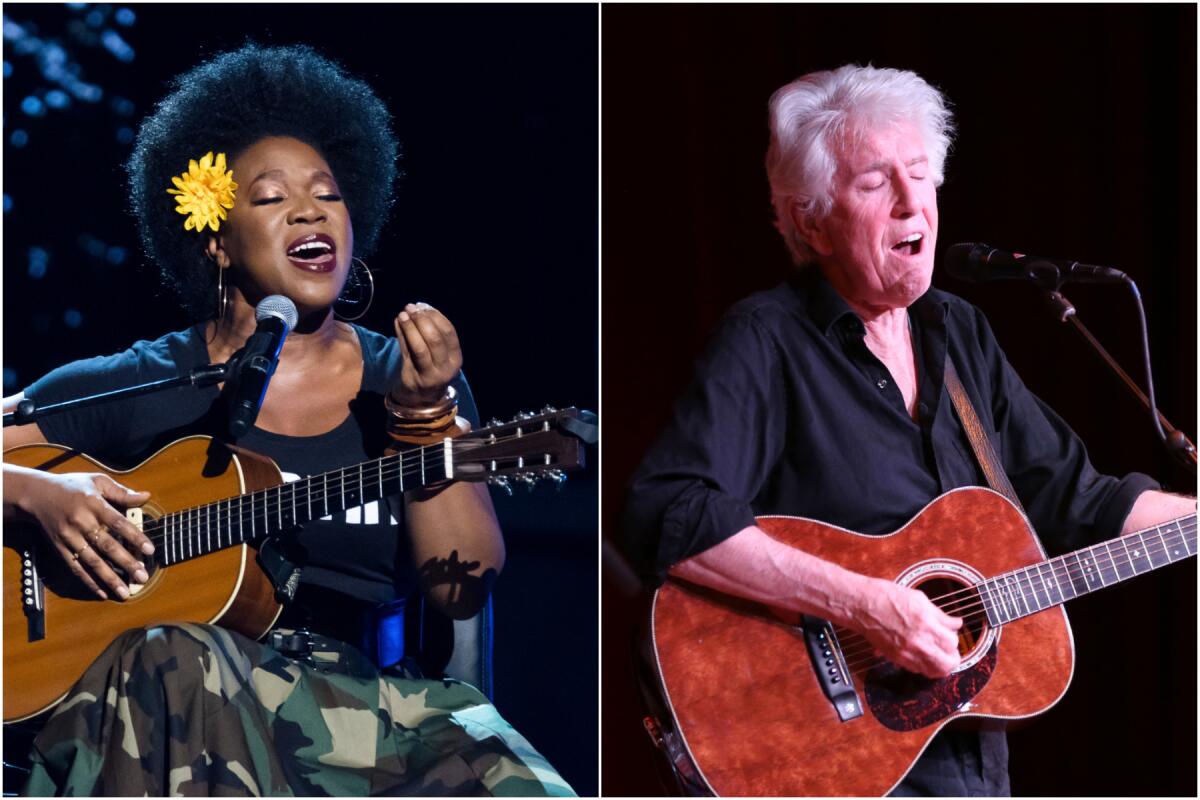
top-left (914, 577), bottom-right (986, 657)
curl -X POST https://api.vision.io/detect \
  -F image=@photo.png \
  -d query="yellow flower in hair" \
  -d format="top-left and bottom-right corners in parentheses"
top-left (167, 151), bottom-right (238, 232)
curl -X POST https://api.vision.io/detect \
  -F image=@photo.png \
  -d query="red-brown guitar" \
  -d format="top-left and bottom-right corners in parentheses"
top-left (4, 407), bottom-right (593, 723)
top-left (650, 487), bottom-right (1196, 796)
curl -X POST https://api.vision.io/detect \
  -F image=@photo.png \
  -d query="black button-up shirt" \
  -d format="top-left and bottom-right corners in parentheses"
top-left (621, 268), bottom-right (1157, 795)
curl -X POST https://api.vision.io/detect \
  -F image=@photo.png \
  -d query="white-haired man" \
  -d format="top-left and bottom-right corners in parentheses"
top-left (622, 64), bottom-right (1194, 796)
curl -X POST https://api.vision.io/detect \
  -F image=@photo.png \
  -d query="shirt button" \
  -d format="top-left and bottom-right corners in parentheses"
top-left (876, 378), bottom-right (888, 389)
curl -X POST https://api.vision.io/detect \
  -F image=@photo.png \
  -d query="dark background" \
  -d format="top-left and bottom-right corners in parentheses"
top-left (602, 5), bottom-right (1196, 797)
top-left (3, 4), bottom-right (597, 794)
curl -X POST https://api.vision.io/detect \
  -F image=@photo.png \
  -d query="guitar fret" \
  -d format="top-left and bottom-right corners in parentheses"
top-left (996, 575), bottom-right (1016, 620)
top-left (1075, 554), bottom-right (1094, 597)
top-left (1089, 546), bottom-right (1108, 587)
top-left (1005, 573), bottom-right (1026, 618)
top-left (1164, 522), bottom-right (1185, 562)
top-left (1182, 520), bottom-right (1196, 557)
top-left (978, 581), bottom-right (1002, 626)
top-left (1032, 563), bottom-right (1051, 606)
top-left (378, 459), bottom-right (383, 498)
top-left (291, 482), bottom-right (297, 526)
top-left (205, 504), bottom-right (212, 554)
top-left (1024, 565), bottom-right (1046, 610)
top-left (421, 446), bottom-right (426, 485)
top-left (398, 452), bottom-right (405, 493)
top-left (276, 486), bottom-right (283, 531)
top-left (1146, 530), bottom-right (1170, 568)
top-left (1115, 536), bottom-right (1137, 581)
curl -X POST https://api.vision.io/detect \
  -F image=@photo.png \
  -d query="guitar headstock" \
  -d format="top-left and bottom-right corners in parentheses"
top-left (455, 406), bottom-right (595, 494)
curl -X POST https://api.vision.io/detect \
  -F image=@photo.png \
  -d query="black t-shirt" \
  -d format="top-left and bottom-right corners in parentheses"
top-left (24, 323), bottom-right (480, 607)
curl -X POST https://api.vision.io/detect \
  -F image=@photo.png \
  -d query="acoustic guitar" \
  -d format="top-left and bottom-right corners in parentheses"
top-left (650, 487), bottom-right (1196, 796)
top-left (4, 407), bottom-right (592, 723)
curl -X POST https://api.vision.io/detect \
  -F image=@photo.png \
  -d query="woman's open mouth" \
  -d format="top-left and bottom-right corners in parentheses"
top-left (286, 233), bottom-right (337, 273)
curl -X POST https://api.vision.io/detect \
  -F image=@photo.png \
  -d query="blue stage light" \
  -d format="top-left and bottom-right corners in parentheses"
top-left (10, 129), bottom-right (29, 147)
top-left (45, 89), bottom-right (70, 109)
top-left (64, 309), bottom-right (84, 329)
top-left (28, 246), bottom-right (49, 279)
top-left (115, 7), bottom-right (136, 26)
top-left (101, 29), bottom-right (134, 63)
top-left (3, 195), bottom-right (12, 213)
top-left (21, 95), bottom-right (46, 117)
top-left (111, 96), bottom-right (134, 116)
top-left (106, 246), bottom-right (127, 265)
top-left (3, 368), bottom-right (16, 391)
top-left (3, 61), bottom-right (11, 78)
top-left (116, 126), bottom-right (133, 144)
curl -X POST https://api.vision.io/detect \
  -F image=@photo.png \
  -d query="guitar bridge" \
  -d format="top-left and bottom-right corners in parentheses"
top-left (801, 614), bottom-right (862, 722)
top-left (20, 548), bottom-right (45, 642)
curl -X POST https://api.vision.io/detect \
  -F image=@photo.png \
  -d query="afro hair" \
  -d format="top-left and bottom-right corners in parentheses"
top-left (127, 43), bottom-right (398, 321)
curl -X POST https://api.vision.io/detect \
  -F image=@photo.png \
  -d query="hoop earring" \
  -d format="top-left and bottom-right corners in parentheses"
top-left (334, 257), bottom-right (375, 322)
top-left (216, 266), bottom-right (228, 322)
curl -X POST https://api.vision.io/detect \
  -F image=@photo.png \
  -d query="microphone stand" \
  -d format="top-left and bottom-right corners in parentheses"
top-left (1044, 289), bottom-right (1196, 474)
top-left (3, 363), bottom-right (230, 428)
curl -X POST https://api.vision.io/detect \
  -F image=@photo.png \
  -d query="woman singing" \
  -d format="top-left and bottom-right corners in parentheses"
top-left (3, 43), bottom-right (572, 796)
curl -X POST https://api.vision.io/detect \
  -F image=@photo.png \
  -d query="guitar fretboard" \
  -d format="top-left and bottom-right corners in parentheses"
top-left (146, 443), bottom-right (452, 566)
top-left (977, 515), bottom-right (1196, 626)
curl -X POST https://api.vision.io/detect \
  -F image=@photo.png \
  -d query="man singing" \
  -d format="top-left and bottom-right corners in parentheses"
top-left (621, 64), bottom-right (1194, 796)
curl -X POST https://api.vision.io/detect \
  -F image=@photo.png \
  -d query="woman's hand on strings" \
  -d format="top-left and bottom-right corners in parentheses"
top-left (15, 468), bottom-right (152, 600)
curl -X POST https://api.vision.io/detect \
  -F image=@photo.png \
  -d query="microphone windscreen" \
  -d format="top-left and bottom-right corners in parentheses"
top-left (943, 243), bottom-right (989, 282)
top-left (256, 295), bottom-right (299, 329)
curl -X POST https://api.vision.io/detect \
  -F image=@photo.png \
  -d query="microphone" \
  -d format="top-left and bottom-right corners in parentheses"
top-left (944, 243), bottom-right (1129, 289)
top-left (227, 295), bottom-right (299, 438)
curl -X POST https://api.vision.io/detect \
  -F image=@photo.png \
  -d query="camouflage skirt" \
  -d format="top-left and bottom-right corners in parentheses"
top-left (23, 623), bottom-right (574, 796)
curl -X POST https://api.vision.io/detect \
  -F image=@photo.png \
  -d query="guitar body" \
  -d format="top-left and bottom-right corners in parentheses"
top-left (651, 487), bottom-right (1075, 796)
top-left (4, 437), bottom-right (284, 722)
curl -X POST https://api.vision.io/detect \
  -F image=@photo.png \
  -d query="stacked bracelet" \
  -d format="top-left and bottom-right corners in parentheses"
top-left (384, 386), bottom-right (469, 446)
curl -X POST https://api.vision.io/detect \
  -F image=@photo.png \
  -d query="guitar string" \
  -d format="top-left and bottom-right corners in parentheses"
top-left (829, 523), bottom-right (1196, 671)
top-left (833, 522), bottom-right (1197, 667)
top-left (136, 429), bottom-right (554, 558)
top-left (920, 518), bottom-right (1195, 616)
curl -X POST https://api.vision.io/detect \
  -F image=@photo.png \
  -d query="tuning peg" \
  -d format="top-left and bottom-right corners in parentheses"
top-left (540, 405), bottom-right (557, 414)
top-left (547, 468), bottom-right (568, 489)
top-left (487, 418), bottom-right (504, 429)
top-left (518, 473), bottom-right (538, 491)
top-left (487, 475), bottom-right (513, 496)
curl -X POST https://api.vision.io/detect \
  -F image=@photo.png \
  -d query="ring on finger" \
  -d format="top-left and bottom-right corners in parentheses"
top-left (73, 542), bottom-right (92, 560)
top-left (86, 526), bottom-right (104, 545)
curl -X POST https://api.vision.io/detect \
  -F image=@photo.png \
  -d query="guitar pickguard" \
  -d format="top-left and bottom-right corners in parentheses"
top-left (864, 639), bottom-right (998, 731)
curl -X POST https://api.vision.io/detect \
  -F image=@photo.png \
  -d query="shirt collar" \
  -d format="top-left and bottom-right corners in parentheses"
top-left (792, 267), bottom-right (950, 336)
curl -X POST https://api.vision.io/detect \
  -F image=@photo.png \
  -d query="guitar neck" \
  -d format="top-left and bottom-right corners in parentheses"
top-left (152, 443), bottom-right (452, 566)
top-left (977, 514), bottom-right (1197, 626)
top-left (146, 406), bottom-right (591, 567)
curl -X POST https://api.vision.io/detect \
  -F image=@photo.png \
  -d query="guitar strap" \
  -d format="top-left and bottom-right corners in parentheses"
top-left (943, 355), bottom-right (1025, 511)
